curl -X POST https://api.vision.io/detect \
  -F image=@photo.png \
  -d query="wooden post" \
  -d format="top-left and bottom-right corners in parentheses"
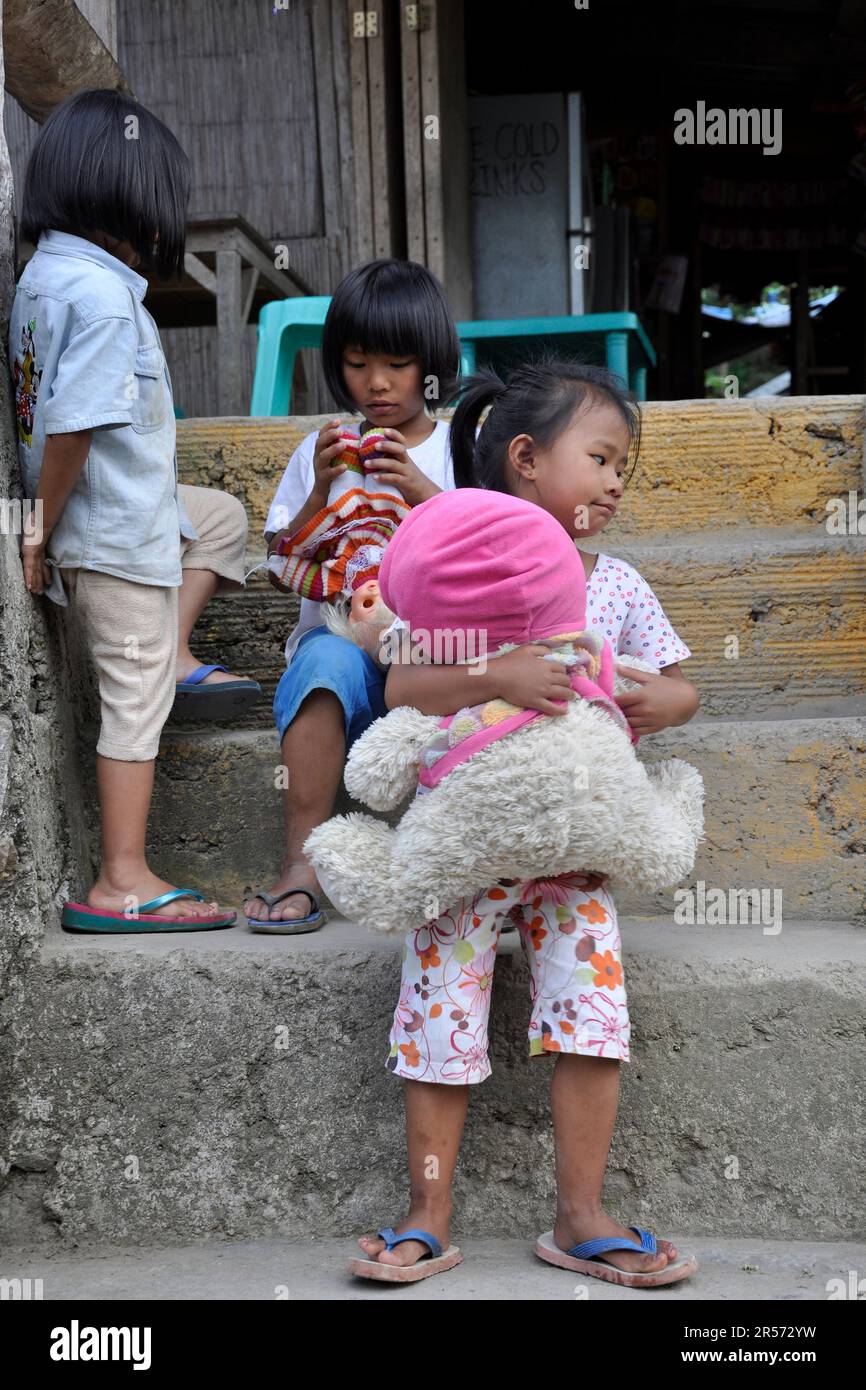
top-left (403, 0), bottom-right (472, 316)
top-left (366, 0), bottom-right (404, 257)
top-left (216, 249), bottom-right (243, 417)
top-left (3, 0), bottom-right (128, 122)
top-left (399, 1), bottom-right (426, 263)
top-left (347, 0), bottom-right (375, 262)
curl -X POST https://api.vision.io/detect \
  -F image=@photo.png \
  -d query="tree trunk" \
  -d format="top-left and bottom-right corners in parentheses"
top-left (4, 0), bottom-right (131, 124)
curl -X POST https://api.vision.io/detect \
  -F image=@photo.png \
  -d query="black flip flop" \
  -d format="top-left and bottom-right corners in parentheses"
top-left (245, 886), bottom-right (326, 934)
top-left (173, 664), bottom-right (262, 720)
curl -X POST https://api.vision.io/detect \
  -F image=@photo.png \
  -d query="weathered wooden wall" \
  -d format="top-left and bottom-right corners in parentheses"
top-left (114, 0), bottom-right (357, 415)
top-left (4, 0), bottom-right (358, 416)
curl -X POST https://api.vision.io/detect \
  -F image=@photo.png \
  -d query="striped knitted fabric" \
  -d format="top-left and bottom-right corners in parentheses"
top-left (269, 427), bottom-right (406, 599)
top-left (335, 428), bottom-right (389, 477)
top-left (271, 486), bottom-right (410, 600)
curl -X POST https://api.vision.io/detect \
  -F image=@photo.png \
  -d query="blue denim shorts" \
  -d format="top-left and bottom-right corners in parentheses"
top-left (272, 625), bottom-right (388, 747)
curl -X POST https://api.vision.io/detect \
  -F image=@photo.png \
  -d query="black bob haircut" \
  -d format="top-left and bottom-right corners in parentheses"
top-left (21, 88), bottom-right (190, 279)
top-left (322, 259), bottom-right (461, 412)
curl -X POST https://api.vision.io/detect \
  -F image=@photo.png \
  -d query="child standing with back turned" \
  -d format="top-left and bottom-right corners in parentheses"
top-left (353, 361), bottom-right (702, 1288)
top-left (12, 89), bottom-right (260, 933)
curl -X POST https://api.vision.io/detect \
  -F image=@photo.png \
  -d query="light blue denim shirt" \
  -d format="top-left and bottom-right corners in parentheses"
top-left (9, 230), bottom-right (197, 606)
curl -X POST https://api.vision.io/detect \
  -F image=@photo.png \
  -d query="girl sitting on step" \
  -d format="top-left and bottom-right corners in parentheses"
top-left (12, 89), bottom-right (260, 934)
top-left (352, 360), bottom-right (702, 1289)
top-left (244, 259), bottom-right (462, 932)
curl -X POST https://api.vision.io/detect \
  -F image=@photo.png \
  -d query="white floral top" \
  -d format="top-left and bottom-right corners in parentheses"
top-left (584, 553), bottom-right (691, 670)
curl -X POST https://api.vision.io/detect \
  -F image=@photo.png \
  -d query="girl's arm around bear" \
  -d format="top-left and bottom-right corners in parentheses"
top-left (614, 660), bottom-right (700, 734)
top-left (385, 644), bottom-right (578, 718)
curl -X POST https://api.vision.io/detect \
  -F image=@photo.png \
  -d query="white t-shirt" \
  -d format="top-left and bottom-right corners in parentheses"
top-left (585, 553), bottom-right (691, 669)
top-left (265, 419), bottom-right (455, 664)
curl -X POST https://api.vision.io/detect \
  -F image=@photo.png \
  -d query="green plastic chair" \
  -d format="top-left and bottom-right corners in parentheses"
top-left (250, 296), bottom-right (333, 416)
top-left (456, 313), bottom-right (655, 402)
top-left (250, 299), bottom-right (655, 414)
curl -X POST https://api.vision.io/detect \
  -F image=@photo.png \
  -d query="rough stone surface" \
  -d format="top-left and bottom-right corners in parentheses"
top-left (175, 397), bottom-right (866, 540)
top-left (615, 528), bottom-right (866, 717)
top-left (3, 392), bottom-right (865, 1262)
top-left (169, 529), bottom-right (866, 730)
top-left (1, 920), bottom-right (863, 1248)
top-left (141, 718), bottom-right (866, 922)
top-left (0, 43), bottom-right (93, 1226)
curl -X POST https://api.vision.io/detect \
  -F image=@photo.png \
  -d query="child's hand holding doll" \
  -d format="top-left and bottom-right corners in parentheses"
top-left (312, 419), bottom-right (351, 497)
top-left (368, 427), bottom-right (443, 506)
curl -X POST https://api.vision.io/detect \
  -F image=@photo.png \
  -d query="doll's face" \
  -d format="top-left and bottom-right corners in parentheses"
top-left (349, 580), bottom-right (396, 665)
top-left (350, 579), bottom-right (386, 624)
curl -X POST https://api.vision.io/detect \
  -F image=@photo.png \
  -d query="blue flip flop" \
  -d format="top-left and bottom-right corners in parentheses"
top-left (245, 887), bottom-right (325, 934)
top-left (535, 1226), bottom-right (698, 1286)
top-left (61, 888), bottom-right (237, 933)
top-left (349, 1226), bottom-right (463, 1283)
top-left (173, 664), bottom-right (262, 720)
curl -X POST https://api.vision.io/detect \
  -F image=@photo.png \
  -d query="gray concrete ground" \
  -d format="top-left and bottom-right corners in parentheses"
top-left (3, 1236), bottom-right (864, 1301)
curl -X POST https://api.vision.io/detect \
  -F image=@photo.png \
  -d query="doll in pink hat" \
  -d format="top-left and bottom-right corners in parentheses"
top-left (376, 486), bottom-right (639, 795)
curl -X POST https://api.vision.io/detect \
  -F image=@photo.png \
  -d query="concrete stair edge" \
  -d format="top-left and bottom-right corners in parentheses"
top-left (3, 918), bottom-right (864, 1249)
top-left (138, 712), bottom-right (866, 924)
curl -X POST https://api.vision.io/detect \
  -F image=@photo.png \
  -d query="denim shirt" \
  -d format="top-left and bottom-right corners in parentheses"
top-left (9, 230), bottom-right (197, 606)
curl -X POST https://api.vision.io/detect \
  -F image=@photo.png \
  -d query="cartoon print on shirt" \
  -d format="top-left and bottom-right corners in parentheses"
top-left (12, 318), bottom-right (41, 447)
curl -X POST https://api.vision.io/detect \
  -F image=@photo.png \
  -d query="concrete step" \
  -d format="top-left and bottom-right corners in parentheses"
top-left (609, 528), bottom-right (866, 717)
top-left (3, 1234), bottom-right (864, 1301)
top-left (142, 715), bottom-right (866, 921)
top-left (3, 918), bottom-right (863, 1249)
top-left (176, 396), bottom-right (865, 541)
top-left (175, 527), bottom-right (866, 731)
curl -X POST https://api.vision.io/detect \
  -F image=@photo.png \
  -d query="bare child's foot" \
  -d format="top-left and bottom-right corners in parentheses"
top-left (88, 871), bottom-right (223, 920)
top-left (357, 1201), bottom-right (452, 1268)
top-left (554, 1204), bottom-right (678, 1275)
top-left (244, 860), bottom-right (322, 924)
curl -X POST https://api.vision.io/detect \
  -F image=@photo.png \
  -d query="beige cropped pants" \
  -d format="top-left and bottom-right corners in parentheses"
top-left (60, 485), bottom-right (248, 761)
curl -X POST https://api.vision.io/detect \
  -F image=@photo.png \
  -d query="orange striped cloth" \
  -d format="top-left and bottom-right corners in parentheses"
top-left (269, 432), bottom-right (409, 600)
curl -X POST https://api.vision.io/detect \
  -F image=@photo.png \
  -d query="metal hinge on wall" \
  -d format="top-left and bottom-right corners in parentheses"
top-left (353, 9), bottom-right (379, 37)
top-left (405, 3), bottom-right (431, 29)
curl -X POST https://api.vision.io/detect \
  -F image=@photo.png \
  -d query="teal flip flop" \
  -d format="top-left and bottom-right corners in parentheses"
top-left (61, 888), bottom-right (237, 933)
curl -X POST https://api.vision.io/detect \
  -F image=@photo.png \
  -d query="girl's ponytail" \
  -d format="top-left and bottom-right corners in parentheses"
top-left (450, 357), bottom-right (641, 494)
top-left (449, 369), bottom-right (508, 488)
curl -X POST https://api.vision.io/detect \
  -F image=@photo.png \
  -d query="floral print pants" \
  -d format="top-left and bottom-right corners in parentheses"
top-left (387, 872), bottom-right (631, 1084)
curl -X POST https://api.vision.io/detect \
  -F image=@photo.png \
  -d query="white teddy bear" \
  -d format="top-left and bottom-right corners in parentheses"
top-left (305, 653), bottom-right (705, 935)
top-left (305, 487), bottom-right (705, 936)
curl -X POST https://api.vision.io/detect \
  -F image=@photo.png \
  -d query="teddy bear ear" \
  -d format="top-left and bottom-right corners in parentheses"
top-left (344, 705), bottom-right (441, 810)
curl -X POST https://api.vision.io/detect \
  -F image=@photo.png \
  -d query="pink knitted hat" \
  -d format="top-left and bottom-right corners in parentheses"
top-left (378, 488), bottom-right (585, 655)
